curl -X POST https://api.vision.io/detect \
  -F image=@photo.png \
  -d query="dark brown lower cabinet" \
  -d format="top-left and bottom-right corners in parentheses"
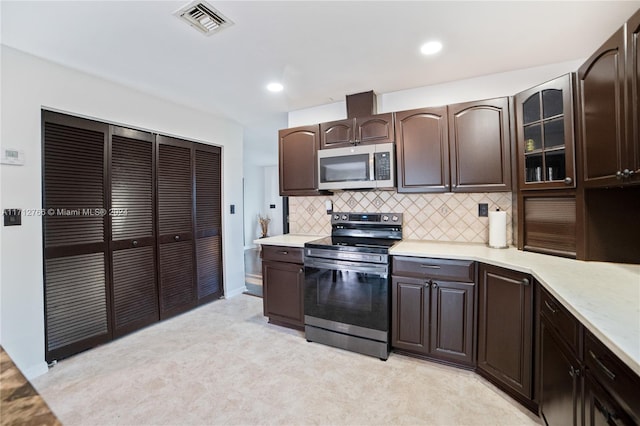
top-left (391, 257), bottom-right (475, 367)
top-left (584, 372), bottom-right (634, 426)
top-left (477, 263), bottom-right (534, 408)
top-left (539, 320), bottom-right (581, 426)
top-left (262, 246), bottom-right (304, 329)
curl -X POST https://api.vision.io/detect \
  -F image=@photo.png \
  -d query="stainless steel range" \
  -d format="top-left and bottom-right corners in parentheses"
top-left (303, 212), bottom-right (403, 360)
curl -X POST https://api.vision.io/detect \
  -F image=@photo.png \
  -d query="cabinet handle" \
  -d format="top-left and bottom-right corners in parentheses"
top-left (616, 170), bottom-right (623, 179)
top-left (564, 177), bottom-right (573, 185)
top-left (589, 350), bottom-right (616, 381)
top-left (132, 240), bottom-right (138, 247)
top-left (174, 235), bottom-right (180, 241)
top-left (278, 250), bottom-right (289, 255)
top-left (544, 300), bottom-right (558, 314)
top-left (521, 278), bottom-right (530, 286)
top-left (420, 265), bottom-right (441, 269)
top-left (568, 365), bottom-right (581, 378)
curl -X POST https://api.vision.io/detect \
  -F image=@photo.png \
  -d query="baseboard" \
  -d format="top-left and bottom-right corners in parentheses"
top-left (224, 285), bottom-right (247, 298)
top-left (23, 361), bottom-right (49, 380)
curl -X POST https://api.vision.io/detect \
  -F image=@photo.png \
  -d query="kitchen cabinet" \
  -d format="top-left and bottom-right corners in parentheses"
top-left (578, 9), bottom-right (640, 187)
top-left (279, 125), bottom-right (323, 196)
top-left (319, 113), bottom-right (394, 149)
top-left (477, 263), bottom-right (534, 407)
top-left (392, 257), bottom-right (475, 367)
top-left (583, 331), bottom-right (640, 424)
top-left (262, 245), bottom-right (305, 329)
top-left (395, 106), bottom-right (450, 193)
top-left (448, 97), bottom-right (513, 192)
top-left (538, 286), bottom-right (582, 426)
top-left (515, 74), bottom-right (576, 189)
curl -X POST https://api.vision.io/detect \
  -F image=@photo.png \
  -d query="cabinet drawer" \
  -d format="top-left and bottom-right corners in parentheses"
top-left (584, 331), bottom-right (640, 422)
top-left (539, 287), bottom-right (581, 354)
top-left (392, 257), bottom-right (474, 282)
top-left (262, 245), bottom-right (303, 264)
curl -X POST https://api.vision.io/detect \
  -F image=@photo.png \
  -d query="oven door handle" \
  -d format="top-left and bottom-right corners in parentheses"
top-left (304, 258), bottom-right (388, 278)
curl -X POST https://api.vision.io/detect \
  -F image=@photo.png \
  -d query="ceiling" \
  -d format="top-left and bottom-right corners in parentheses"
top-left (2, 1), bottom-right (639, 166)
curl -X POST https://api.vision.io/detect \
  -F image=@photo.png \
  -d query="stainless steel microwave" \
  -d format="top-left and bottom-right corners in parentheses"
top-left (317, 142), bottom-right (395, 190)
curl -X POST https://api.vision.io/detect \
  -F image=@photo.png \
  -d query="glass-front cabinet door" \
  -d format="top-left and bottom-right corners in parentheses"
top-left (515, 74), bottom-right (576, 189)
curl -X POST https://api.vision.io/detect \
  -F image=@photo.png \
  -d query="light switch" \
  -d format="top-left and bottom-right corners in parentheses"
top-left (4, 209), bottom-right (22, 226)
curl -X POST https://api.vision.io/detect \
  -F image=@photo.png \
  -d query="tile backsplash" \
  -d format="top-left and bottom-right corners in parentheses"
top-left (289, 191), bottom-right (513, 245)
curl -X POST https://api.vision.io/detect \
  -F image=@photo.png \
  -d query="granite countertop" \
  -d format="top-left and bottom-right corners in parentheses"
top-left (255, 235), bottom-right (640, 377)
top-left (0, 346), bottom-right (61, 425)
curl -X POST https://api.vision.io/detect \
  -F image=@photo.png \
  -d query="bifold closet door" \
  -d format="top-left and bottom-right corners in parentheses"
top-left (157, 135), bottom-right (196, 318)
top-left (110, 127), bottom-right (158, 337)
top-left (42, 111), bottom-right (110, 362)
top-left (194, 145), bottom-right (223, 303)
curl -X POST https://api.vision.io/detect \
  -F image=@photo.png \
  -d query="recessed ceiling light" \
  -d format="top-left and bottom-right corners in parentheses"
top-left (267, 82), bottom-right (284, 93)
top-left (420, 41), bottom-right (443, 55)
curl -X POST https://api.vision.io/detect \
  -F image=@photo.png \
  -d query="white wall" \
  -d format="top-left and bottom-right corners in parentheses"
top-left (263, 166), bottom-right (283, 237)
top-left (288, 60), bottom-right (584, 127)
top-left (0, 46), bottom-right (245, 379)
top-left (243, 162), bottom-right (264, 248)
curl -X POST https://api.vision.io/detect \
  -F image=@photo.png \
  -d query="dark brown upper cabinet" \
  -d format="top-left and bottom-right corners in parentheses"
top-left (278, 125), bottom-right (324, 196)
top-left (319, 113), bottom-right (394, 149)
top-left (395, 107), bottom-right (450, 193)
top-left (515, 74), bottom-right (577, 190)
top-left (448, 97), bottom-right (513, 192)
top-left (578, 9), bottom-right (640, 187)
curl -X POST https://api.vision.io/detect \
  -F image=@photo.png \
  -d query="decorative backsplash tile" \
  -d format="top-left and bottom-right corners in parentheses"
top-left (289, 191), bottom-right (513, 245)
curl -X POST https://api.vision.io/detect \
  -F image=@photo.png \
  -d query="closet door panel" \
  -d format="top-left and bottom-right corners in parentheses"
top-left (110, 128), bottom-right (158, 336)
top-left (157, 136), bottom-right (195, 318)
top-left (42, 111), bottom-right (110, 362)
top-left (194, 147), bottom-right (223, 302)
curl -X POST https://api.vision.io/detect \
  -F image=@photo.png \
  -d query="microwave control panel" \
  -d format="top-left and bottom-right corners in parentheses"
top-left (374, 152), bottom-right (391, 180)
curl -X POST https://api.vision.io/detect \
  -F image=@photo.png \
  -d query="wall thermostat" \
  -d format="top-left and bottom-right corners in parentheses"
top-left (1, 148), bottom-right (25, 166)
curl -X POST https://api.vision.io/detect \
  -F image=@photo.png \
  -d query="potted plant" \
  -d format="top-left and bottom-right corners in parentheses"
top-left (258, 214), bottom-right (271, 238)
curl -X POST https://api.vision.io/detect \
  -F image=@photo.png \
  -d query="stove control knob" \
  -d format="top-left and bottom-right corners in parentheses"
top-left (392, 215), bottom-right (399, 222)
top-left (341, 214), bottom-right (348, 220)
top-left (333, 214), bottom-right (340, 220)
top-left (382, 215), bottom-right (389, 221)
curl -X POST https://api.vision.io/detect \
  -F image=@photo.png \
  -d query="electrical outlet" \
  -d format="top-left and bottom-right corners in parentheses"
top-left (479, 203), bottom-right (488, 217)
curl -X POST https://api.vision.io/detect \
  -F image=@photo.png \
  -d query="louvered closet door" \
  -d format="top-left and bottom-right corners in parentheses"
top-left (42, 111), bottom-right (110, 362)
top-left (157, 135), bottom-right (196, 318)
top-left (194, 145), bottom-right (223, 303)
top-left (110, 127), bottom-right (158, 336)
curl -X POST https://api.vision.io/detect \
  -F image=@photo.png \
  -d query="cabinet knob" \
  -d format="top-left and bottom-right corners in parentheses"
top-left (622, 168), bottom-right (634, 178)
top-left (132, 240), bottom-right (138, 247)
top-left (564, 177), bottom-right (573, 185)
top-left (616, 170), bottom-right (623, 179)
top-left (521, 278), bottom-right (530, 286)
top-left (424, 280), bottom-right (432, 287)
top-left (299, 268), bottom-right (303, 274)
top-left (432, 282), bottom-right (438, 289)
top-left (279, 250), bottom-right (289, 255)
top-left (174, 235), bottom-right (180, 241)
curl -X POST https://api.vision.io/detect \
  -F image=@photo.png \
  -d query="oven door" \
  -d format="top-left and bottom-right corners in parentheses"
top-left (304, 257), bottom-right (389, 332)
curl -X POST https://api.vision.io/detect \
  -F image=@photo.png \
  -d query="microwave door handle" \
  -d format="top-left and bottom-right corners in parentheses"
top-left (370, 154), bottom-right (375, 181)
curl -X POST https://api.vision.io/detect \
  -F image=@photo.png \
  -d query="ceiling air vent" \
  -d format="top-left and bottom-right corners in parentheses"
top-left (174, 1), bottom-right (233, 36)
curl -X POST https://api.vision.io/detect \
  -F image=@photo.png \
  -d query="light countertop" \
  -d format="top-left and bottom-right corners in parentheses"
top-left (253, 234), bottom-right (324, 247)
top-left (255, 235), bottom-right (640, 376)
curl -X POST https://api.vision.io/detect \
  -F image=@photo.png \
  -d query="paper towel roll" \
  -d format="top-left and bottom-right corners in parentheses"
top-left (488, 210), bottom-right (507, 248)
